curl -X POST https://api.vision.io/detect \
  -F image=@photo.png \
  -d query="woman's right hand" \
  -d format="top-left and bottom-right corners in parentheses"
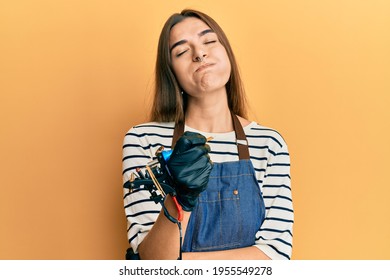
top-left (167, 131), bottom-right (213, 211)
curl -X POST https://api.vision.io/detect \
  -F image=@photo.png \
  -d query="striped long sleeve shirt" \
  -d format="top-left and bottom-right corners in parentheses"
top-left (122, 121), bottom-right (293, 259)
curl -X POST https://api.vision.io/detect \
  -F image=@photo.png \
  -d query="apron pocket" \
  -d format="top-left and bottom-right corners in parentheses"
top-left (190, 185), bottom-right (243, 251)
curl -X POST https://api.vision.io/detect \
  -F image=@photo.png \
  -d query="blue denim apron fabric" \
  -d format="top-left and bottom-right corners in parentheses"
top-left (172, 113), bottom-right (266, 252)
top-left (182, 159), bottom-right (265, 252)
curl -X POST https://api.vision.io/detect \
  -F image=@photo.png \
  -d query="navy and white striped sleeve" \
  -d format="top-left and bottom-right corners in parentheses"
top-left (254, 135), bottom-right (293, 260)
top-left (122, 126), bottom-right (162, 253)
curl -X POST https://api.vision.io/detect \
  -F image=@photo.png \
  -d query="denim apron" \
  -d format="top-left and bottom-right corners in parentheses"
top-left (172, 113), bottom-right (266, 252)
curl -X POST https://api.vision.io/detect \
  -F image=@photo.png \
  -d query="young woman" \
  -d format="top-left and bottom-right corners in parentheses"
top-left (122, 9), bottom-right (293, 260)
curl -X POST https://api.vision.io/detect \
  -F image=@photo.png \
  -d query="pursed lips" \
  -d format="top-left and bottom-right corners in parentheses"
top-left (195, 63), bottom-right (214, 72)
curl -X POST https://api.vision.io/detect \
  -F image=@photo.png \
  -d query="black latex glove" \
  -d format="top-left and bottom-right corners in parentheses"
top-left (167, 131), bottom-right (213, 211)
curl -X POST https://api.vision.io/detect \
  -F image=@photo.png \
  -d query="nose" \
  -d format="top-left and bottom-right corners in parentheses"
top-left (193, 48), bottom-right (207, 62)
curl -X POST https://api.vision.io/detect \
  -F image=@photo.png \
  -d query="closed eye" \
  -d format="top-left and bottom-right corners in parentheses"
top-left (205, 40), bottom-right (217, 44)
top-left (176, 50), bottom-right (188, 57)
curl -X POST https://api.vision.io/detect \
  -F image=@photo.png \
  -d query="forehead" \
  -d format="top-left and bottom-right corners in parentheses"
top-left (169, 17), bottom-right (212, 45)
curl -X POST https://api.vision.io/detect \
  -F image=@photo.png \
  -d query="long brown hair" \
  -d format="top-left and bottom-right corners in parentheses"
top-left (150, 9), bottom-right (247, 123)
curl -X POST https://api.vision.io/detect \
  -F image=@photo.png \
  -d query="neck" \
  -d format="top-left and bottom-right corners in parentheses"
top-left (185, 93), bottom-right (233, 133)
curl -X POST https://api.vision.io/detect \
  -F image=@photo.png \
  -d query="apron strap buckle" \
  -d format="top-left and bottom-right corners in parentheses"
top-left (236, 139), bottom-right (248, 146)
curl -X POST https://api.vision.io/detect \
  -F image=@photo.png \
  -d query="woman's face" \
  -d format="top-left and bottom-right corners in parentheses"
top-left (169, 17), bottom-right (231, 96)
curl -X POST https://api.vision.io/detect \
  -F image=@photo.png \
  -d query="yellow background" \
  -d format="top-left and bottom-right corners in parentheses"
top-left (1, 0), bottom-right (389, 259)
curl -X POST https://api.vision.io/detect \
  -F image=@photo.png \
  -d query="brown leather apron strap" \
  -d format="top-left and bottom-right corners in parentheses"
top-left (171, 113), bottom-right (250, 160)
top-left (231, 112), bottom-right (250, 160)
top-left (171, 121), bottom-right (184, 149)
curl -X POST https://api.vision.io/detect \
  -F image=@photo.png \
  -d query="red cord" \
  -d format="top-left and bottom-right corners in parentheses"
top-left (171, 196), bottom-right (183, 221)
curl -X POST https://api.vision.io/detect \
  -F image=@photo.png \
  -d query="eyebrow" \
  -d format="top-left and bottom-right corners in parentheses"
top-left (170, 29), bottom-right (215, 53)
